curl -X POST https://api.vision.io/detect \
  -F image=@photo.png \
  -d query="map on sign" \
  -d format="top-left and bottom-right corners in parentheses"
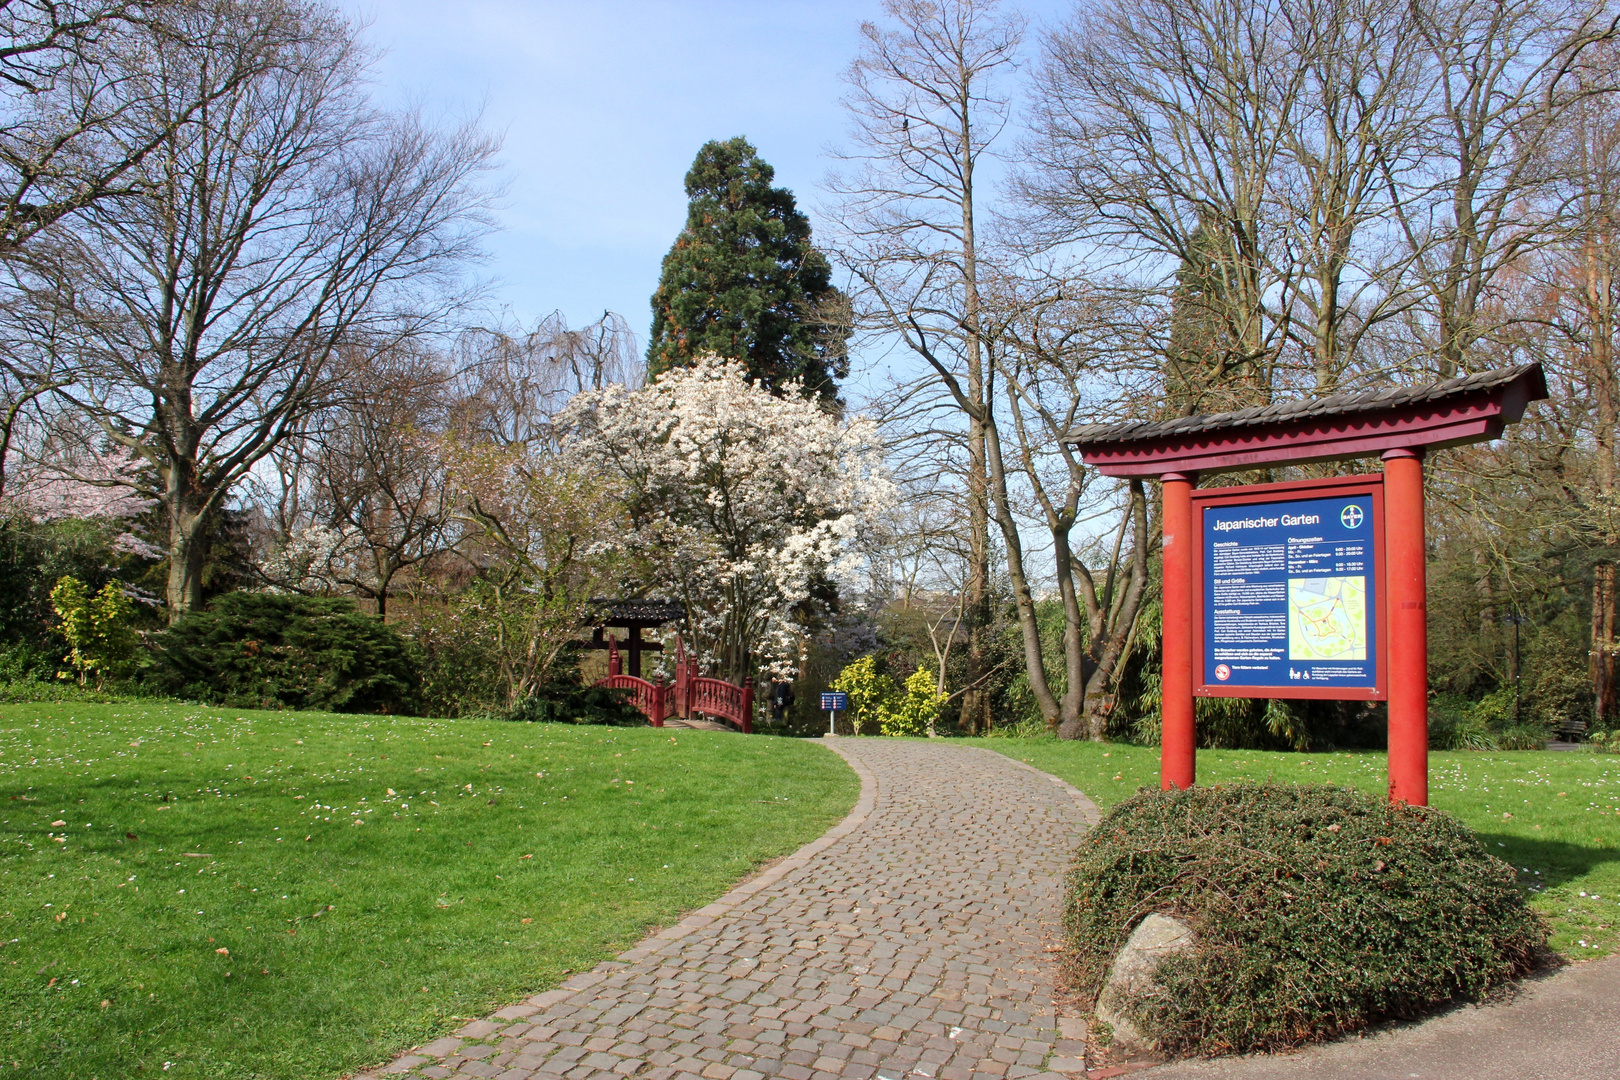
top-left (1288, 576), bottom-right (1367, 660)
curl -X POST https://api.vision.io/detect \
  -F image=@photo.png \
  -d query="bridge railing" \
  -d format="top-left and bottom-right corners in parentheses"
top-left (686, 673), bottom-right (753, 733)
top-left (597, 673), bottom-right (666, 726)
top-left (595, 634), bottom-right (754, 733)
top-left (595, 636), bottom-right (666, 726)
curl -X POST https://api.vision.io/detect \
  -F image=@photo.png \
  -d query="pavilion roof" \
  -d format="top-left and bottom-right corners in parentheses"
top-left (587, 598), bottom-right (686, 626)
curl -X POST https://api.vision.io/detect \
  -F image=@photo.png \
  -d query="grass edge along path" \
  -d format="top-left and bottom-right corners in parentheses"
top-left (0, 703), bottom-right (860, 1080)
top-left (970, 738), bottom-right (1620, 962)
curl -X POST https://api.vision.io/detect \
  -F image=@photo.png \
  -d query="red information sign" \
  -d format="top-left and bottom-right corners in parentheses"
top-left (1191, 474), bottom-right (1388, 701)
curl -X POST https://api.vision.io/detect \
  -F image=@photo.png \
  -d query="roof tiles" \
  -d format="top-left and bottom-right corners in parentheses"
top-left (1065, 364), bottom-right (1540, 447)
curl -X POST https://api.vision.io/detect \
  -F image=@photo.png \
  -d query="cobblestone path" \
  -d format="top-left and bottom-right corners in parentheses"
top-left (362, 740), bottom-right (1098, 1080)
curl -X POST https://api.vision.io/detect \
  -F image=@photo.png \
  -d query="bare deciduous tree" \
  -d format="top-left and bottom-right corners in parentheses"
top-left (1022, 0), bottom-right (1302, 404)
top-left (1022, 0), bottom-right (1616, 395)
top-left (826, 0), bottom-right (1024, 733)
top-left (451, 309), bottom-right (642, 450)
top-left (1534, 49), bottom-right (1620, 721)
top-left (309, 345), bottom-right (459, 618)
top-left (14, 0), bottom-right (497, 618)
top-left (0, 1), bottom-right (290, 253)
top-left (1397, 0), bottom-right (1617, 377)
top-left (992, 278), bottom-right (1157, 738)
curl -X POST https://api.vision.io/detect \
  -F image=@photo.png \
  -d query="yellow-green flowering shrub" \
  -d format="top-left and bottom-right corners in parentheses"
top-left (829, 656), bottom-right (945, 737)
top-left (828, 655), bottom-right (896, 736)
top-left (882, 665), bottom-right (946, 737)
top-left (49, 575), bottom-right (136, 687)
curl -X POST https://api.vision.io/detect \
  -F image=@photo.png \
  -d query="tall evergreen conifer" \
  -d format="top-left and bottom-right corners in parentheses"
top-left (648, 137), bottom-right (849, 404)
top-left (1166, 224), bottom-right (1265, 416)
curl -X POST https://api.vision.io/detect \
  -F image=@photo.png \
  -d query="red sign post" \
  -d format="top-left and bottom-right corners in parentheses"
top-left (1384, 450), bottom-right (1430, 805)
top-left (1069, 365), bottom-right (1549, 805)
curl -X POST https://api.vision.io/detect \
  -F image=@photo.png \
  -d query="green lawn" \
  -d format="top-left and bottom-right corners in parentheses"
top-left (0, 703), bottom-right (859, 1080)
top-left (973, 738), bottom-right (1620, 961)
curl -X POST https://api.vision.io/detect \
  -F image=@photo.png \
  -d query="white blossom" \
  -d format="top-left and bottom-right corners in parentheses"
top-left (257, 523), bottom-right (355, 594)
top-left (560, 356), bottom-right (894, 680)
top-left (3, 447), bottom-right (154, 522)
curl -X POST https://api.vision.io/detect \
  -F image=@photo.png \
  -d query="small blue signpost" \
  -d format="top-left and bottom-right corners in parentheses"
top-left (820, 691), bottom-right (848, 736)
top-left (1195, 483), bottom-right (1386, 700)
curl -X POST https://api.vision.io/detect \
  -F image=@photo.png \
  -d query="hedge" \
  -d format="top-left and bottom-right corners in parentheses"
top-left (1064, 782), bottom-right (1548, 1056)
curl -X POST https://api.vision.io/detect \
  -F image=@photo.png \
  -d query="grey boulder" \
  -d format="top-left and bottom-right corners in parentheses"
top-left (1095, 912), bottom-right (1197, 1053)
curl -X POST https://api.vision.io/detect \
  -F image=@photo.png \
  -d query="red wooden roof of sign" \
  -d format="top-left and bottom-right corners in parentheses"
top-left (1066, 363), bottom-right (1548, 477)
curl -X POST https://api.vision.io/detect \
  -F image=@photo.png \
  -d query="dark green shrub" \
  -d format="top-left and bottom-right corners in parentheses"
top-left (145, 592), bottom-right (420, 714)
top-left (508, 683), bottom-right (644, 725)
top-left (1495, 724), bottom-right (1553, 750)
top-left (0, 517), bottom-right (159, 651)
top-left (507, 651), bottom-right (644, 726)
top-left (1064, 783), bottom-right (1548, 1057)
top-left (1428, 696), bottom-right (1497, 749)
top-left (0, 642), bottom-right (59, 682)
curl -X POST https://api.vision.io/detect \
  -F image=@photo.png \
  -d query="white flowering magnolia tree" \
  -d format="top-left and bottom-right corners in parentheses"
top-left (561, 356), bottom-right (892, 682)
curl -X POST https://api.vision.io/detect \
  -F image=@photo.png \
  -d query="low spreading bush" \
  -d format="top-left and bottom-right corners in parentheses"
top-left (508, 682), bottom-right (643, 725)
top-left (1427, 699), bottom-right (1498, 750)
top-left (1064, 782), bottom-right (1548, 1057)
top-left (1495, 724), bottom-right (1553, 750)
top-left (1588, 729), bottom-right (1620, 753)
top-left (506, 651), bottom-right (645, 725)
top-left (144, 592), bottom-right (420, 714)
top-left (0, 680), bottom-right (150, 704)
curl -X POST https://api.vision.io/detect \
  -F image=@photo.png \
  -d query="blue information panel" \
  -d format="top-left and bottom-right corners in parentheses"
top-left (820, 692), bottom-right (849, 711)
top-left (1201, 492), bottom-right (1378, 692)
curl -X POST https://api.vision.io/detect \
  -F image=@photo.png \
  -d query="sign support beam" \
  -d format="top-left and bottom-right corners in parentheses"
top-left (1161, 471), bottom-right (1197, 791)
top-left (1383, 448), bottom-right (1429, 805)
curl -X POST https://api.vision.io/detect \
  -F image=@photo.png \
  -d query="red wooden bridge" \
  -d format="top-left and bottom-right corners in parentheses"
top-left (596, 635), bottom-right (753, 733)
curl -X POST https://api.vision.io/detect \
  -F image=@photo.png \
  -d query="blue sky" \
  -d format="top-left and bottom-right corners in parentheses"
top-left (348, 1), bottom-right (1069, 382)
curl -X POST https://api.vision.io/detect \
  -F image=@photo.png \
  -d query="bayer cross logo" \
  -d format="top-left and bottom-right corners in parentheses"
top-left (1340, 504), bottom-right (1365, 529)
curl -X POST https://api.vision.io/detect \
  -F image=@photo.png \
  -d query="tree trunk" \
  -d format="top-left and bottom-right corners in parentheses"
top-left (960, 118), bottom-right (992, 736)
top-left (1593, 564), bottom-right (1617, 723)
top-left (165, 509), bottom-right (208, 620)
top-left (1058, 480), bottom-right (1150, 741)
top-left (981, 406), bottom-right (1062, 730)
top-left (1474, 544), bottom-right (1498, 678)
top-left (372, 550), bottom-right (399, 619)
top-left (1051, 529), bottom-right (1086, 735)
top-left (1585, 232), bottom-right (1619, 724)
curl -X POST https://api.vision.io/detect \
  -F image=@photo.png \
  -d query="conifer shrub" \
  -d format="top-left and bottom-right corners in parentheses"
top-left (506, 651), bottom-right (644, 726)
top-left (145, 592), bottom-right (420, 714)
top-left (1064, 782), bottom-right (1548, 1057)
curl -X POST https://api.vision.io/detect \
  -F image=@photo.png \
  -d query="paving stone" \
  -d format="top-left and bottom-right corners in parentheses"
top-left (497, 1005), bottom-right (543, 1021)
top-left (423, 1039), bottom-right (465, 1059)
top-left (378, 743), bottom-right (1096, 1080)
